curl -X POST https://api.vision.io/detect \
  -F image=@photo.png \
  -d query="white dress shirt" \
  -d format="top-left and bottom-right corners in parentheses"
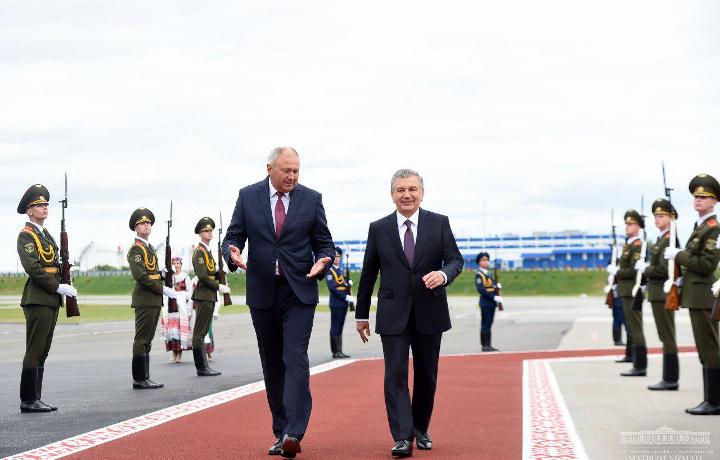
top-left (269, 181), bottom-right (290, 275)
top-left (626, 235), bottom-right (640, 245)
top-left (29, 221), bottom-right (45, 234)
top-left (136, 236), bottom-right (150, 245)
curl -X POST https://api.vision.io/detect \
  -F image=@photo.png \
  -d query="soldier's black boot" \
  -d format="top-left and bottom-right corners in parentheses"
top-left (194, 346), bottom-right (221, 376)
top-left (621, 345), bottom-right (647, 376)
top-left (330, 336), bottom-right (340, 358)
top-left (686, 367), bottom-right (720, 415)
top-left (648, 353), bottom-right (679, 391)
top-left (144, 354), bottom-right (164, 387)
top-left (613, 328), bottom-right (624, 346)
top-left (616, 336), bottom-right (633, 363)
top-left (37, 367), bottom-right (57, 411)
top-left (133, 354), bottom-right (162, 389)
top-left (487, 331), bottom-right (499, 351)
top-left (20, 368), bottom-right (51, 413)
top-left (480, 331), bottom-right (492, 352)
top-left (336, 336), bottom-right (350, 358)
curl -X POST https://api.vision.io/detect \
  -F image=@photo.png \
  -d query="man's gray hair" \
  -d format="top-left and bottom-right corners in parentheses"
top-left (391, 169), bottom-right (424, 191)
top-left (268, 147), bottom-right (299, 167)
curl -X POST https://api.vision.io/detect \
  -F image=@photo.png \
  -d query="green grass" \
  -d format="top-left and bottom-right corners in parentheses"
top-left (0, 270), bottom-right (607, 297)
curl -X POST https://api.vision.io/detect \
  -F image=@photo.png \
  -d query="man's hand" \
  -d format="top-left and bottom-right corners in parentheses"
top-left (347, 279), bottom-right (353, 287)
top-left (218, 284), bottom-right (231, 294)
top-left (422, 271), bottom-right (445, 289)
top-left (345, 294), bottom-right (356, 304)
top-left (494, 295), bottom-right (504, 304)
top-left (664, 247), bottom-right (681, 260)
top-left (56, 284), bottom-right (78, 297)
top-left (163, 286), bottom-right (178, 299)
top-left (496, 282), bottom-right (502, 289)
top-left (307, 257), bottom-right (331, 278)
top-left (357, 320), bottom-right (371, 343)
top-left (606, 264), bottom-right (619, 275)
top-left (228, 245), bottom-right (247, 270)
top-left (712, 279), bottom-right (720, 297)
top-left (634, 260), bottom-right (649, 272)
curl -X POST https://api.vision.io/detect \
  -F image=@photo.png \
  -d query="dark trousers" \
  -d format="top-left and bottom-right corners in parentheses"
top-left (23, 305), bottom-right (59, 368)
top-left (621, 296), bottom-right (645, 346)
top-left (689, 309), bottom-right (720, 368)
top-left (650, 301), bottom-right (677, 354)
top-left (133, 306), bottom-right (161, 356)
top-left (612, 303), bottom-right (626, 330)
top-left (193, 300), bottom-right (215, 348)
top-left (380, 308), bottom-right (442, 442)
top-left (480, 306), bottom-right (496, 332)
top-left (249, 278), bottom-right (316, 440)
top-left (329, 306), bottom-right (348, 336)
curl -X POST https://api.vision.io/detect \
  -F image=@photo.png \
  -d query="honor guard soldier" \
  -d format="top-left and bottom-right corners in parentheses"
top-left (664, 174), bottom-right (720, 415)
top-left (17, 185), bottom-right (79, 412)
top-left (607, 210), bottom-right (648, 376)
top-left (637, 199), bottom-right (679, 390)
top-left (191, 217), bottom-right (230, 376)
top-left (325, 246), bottom-right (355, 358)
top-left (128, 208), bottom-right (177, 389)
top-left (475, 252), bottom-right (503, 352)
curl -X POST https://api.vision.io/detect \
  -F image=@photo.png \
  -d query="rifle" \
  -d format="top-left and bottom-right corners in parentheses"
top-left (712, 290), bottom-right (720, 321)
top-left (494, 256), bottom-right (504, 311)
top-left (165, 201), bottom-right (178, 313)
top-left (345, 249), bottom-right (355, 312)
top-left (631, 196), bottom-right (647, 311)
top-left (605, 210), bottom-right (617, 309)
top-left (662, 162), bottom-right (681, 311)
top-left (218, 212), bottom-right (232, 306)
top-left (59, 173), bottom-right (80, 318)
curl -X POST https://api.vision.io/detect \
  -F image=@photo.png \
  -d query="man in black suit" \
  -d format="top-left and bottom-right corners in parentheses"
top-left (356, 169), bottom-right (464, 458)
top-left (222, 147), bottom-right (335, 459)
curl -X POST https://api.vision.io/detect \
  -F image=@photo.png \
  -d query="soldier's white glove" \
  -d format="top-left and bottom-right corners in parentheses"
top-left (664, 247), bottom-right (681, 260)
top-left (218, 284), bottom-right (231, 294)
top-left (347, 280), bottom-right (353, 287)
top-left (712, 279), bottom-right (720, 297)
top-left (603, 284), bottom-right (612, 294)
top-left (606, 274), bottom-right (614, 284)
top-left (663, 279), bottom-right (673, 294)
top-left (345, 295), bottom-right (356, 304)
top-left (496, 283), bottom-right (502, 289)
top-left (677, 276), bottom-right (683, 287)
top-left (606, 265), bottom-right (619, 275)
top-left (494, 295), bottom-right (504, 304)
top-left (634, 260), bottom-right (649, 272)
top-left (161, 267), bottom-right (168, 277)
top-left (56, 284), bottom-right (78, 297)
top-left (163, 286), bottom-right (178, 299)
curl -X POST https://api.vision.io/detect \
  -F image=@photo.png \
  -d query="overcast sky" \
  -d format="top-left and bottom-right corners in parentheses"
top-left (1, 1), bottom-right (719, 270)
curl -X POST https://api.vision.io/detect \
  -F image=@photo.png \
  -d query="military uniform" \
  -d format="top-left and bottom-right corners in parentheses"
top-left (616, 209), bottom-right (647, 376)
top-left (671, 175), bottom-right (720, 415)
top-left (475, 252), bottom-right (500, 352)
top-left (16, 184), bottom-right (68, 413)
top-left (127, 208), bottom-right (165, 389)
top-left (191, 217), bottom-right (222, 376)
top-left (644, 199), bottom-right (679, 390)
top-left (326, 246), bottom-right (351, 358)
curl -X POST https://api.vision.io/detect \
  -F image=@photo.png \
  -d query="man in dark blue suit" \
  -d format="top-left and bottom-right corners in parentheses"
top-left (356, 169), bottom-right (464, 458)
top-left (222, 147), bottom-right (335, 459)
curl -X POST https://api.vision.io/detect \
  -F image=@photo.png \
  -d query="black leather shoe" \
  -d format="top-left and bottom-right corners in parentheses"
top-left (391, 440), bottom-right (413, 457)
top-left (615, 356), bottom-right (632, 363)
top-left (20, 400), bottom-right (52, 413)
top-left (38, 400), bottom-right (58, 411)
top-left (414, 430), bottom-right (432, 450)
top-left (686, 401), bottom-right (720, 415)
top-left (133, 379), bottom-right (163, 389)
top-left (648, 380), bottom-right (678, 391)
top-left (620, 367), bottom-right (646, 377)
top-left (268, 438), bottom-right (282, 455)
top-left (280, 434), bottom-right (301, 458)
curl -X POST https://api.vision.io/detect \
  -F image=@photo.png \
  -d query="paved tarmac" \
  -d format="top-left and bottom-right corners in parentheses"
top-left (0, 295), bottom-right (714, 459)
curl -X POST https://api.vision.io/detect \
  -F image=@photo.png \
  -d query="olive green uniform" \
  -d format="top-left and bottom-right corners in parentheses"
top-left (17, 223), bottom-right (62, 368)
top-left (646, 232), bottom-right (678, 354)
top-left (616, 238), bottom-right (646, 346)
top-left (191, 243), bottom-right (219, 349)
top-left (127, 238), bottom-right (163, 356)
top-left (676, 215), bottom-right (720, 369)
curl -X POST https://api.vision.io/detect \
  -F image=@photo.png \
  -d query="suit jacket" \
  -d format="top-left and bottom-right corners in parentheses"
top-left (475, 269), bottom-right (497, 308)
top-left (192, 243), bottom-right (220, 302)
top-left (326, 265), bottom-right (349, 308)
top-left (17, 223), bottom-right (62, 308)
top-left (355, 209), bottom-right (464, 335)
top-left (222, 177), bottom-right (335, 309)
top-left (675, 215), bottom-right (720, 309)
top-left (616, 238), bottom-right (644, 298)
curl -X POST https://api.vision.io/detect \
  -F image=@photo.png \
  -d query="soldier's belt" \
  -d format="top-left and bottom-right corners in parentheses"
top-left (42, 267), bottom-right (59, 273)
top-left (149, 274), bottom-right (161, 280)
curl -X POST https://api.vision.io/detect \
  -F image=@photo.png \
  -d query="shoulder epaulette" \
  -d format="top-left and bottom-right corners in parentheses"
top-left (708, 219), bottom-right (718, 227)
top-left (22, 226), bottom-right (33, 233)
top-left (135, 241), bottom-right (143, 247)
top-left (633, 240), bottom-right (642, 246)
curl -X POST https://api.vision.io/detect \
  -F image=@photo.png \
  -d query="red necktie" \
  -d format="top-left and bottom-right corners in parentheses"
top-left (275, 193), bottom-right (286, 275)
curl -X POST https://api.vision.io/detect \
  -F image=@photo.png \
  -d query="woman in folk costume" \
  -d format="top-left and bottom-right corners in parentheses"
top-left (161, 257), bottom-right (192, 362)
top-left (188, 277), bottom-right (222, 361)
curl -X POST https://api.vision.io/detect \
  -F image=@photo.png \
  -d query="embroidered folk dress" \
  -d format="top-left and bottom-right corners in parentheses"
top-left (161, 271), bottom-right (192, 352)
